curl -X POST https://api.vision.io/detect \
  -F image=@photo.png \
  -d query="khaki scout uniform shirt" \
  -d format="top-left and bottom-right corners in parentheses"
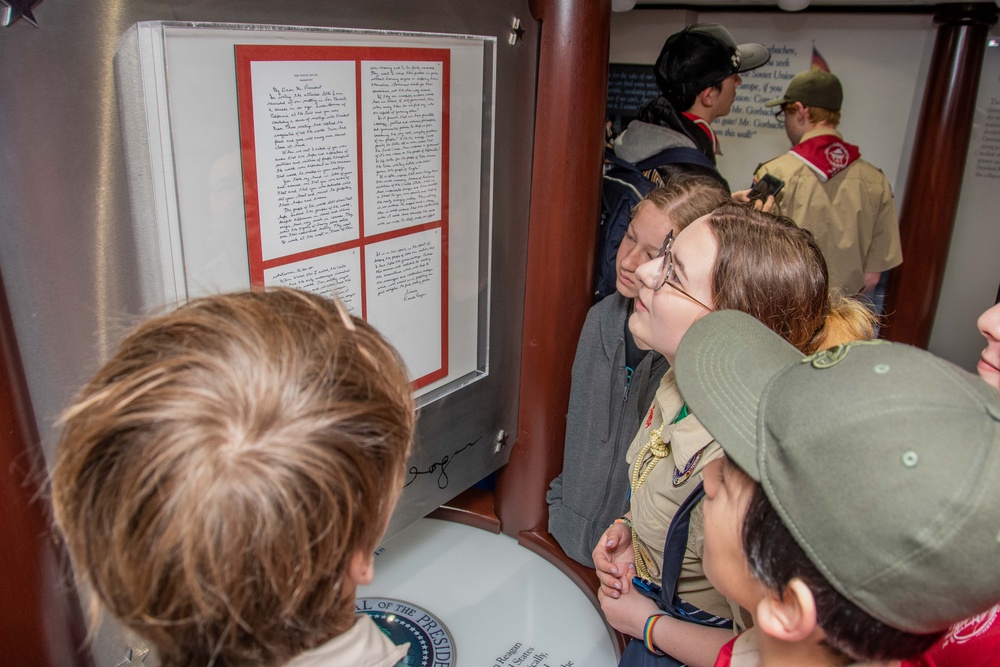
top-left (755, 128), bottom-right (903, 296)
top-left (285, 615), bottom-right (409, 667)
top-left (627, 370), bottom-right (734, 623)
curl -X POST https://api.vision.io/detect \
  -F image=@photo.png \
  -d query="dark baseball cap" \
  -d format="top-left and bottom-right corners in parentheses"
top-left (675, 310), bottom-right (1000, 634)
top-left (764, 69), bottom-right (844, 110)
top-left (655, 23), bottom-right (770, 101)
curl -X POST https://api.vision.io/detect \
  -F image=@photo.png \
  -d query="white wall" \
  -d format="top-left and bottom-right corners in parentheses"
top-left (610, 9), bottom-right (933, 193)
top-left (928, 32), bottom-right (1000, 370)
top-left (611, 10), bottom-right (1000, 371)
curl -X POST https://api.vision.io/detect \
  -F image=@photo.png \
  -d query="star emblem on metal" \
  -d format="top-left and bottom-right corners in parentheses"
top-left (2, 0), bottom-right (42, 27)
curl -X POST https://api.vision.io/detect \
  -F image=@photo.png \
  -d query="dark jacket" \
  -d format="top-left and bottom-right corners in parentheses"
top-left (614, 116), bottom-right (727, 192)
top-left (547, 292), bottom-right (669, 567)
top-left (636, 95), bottom-right (717, 165)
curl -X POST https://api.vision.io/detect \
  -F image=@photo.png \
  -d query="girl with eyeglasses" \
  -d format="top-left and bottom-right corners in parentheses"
top-left (594, 203), bottom-right (876, 667)
top-left (547, 174), bottom-right (730, 570)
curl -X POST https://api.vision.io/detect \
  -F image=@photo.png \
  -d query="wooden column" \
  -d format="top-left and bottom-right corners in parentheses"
top-left (882, 3), bottom-right (997, 347)
top-left (0, 271), bottom-right (90, 665)
top-left (495, 0), bottom-right (610, 535)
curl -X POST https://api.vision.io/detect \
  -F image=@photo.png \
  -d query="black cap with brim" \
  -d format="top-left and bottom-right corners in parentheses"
top-left (656, 23), bottom-right (770, 99)
top-left (735, 42), bottom-right (771, 73)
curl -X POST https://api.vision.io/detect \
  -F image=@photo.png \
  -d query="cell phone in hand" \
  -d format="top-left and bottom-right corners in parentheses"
top-left (748, 174), bottom-right (785, 202)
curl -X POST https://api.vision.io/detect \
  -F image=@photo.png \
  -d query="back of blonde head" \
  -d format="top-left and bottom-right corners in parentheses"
top-left (51, 288), bottom-right (414, 667)
top-left (642, 172), bottom-right (730, 231)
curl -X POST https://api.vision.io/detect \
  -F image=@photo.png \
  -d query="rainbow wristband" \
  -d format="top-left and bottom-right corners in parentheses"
top-left (644, 613), bottom-right (667, 656)
top-left (614, 516), bottom-right (633, 529)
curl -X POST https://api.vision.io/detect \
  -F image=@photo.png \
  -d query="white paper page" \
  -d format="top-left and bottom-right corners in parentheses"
top-left (361, 61), bottom-right (443, 233)
top-left (250, 60), bottom-right (360, 260)
top-left (156, 27), bottom-right (488, 399)
top-left (263, 248), bottom-right (363, 316)
top-left (365, 228), bottom-right (442, 381)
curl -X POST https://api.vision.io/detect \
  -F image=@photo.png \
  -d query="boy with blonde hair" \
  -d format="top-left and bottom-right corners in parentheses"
top-left (675, 310), bottom-right (1000, 666)
top-left (51, 288), bottom-right (415, 667)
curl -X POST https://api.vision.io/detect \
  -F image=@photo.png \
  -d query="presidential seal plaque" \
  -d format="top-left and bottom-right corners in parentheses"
top-left (356, 597), bottom-right (456, 667)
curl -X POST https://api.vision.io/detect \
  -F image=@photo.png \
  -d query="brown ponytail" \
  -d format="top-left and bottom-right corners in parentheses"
top-left (807, 292), bottom-right (878, 353)
top-left (707, 203), bottom-right (876, 354)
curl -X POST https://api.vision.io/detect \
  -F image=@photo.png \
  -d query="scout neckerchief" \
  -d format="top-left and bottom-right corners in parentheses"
top-left (789, 133), bottom-right (860, 182)
top-left (682, 111), bottom-right (721, 156)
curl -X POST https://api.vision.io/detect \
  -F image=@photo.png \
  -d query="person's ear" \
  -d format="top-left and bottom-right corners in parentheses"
top-left (697, 85), bottom-right (717, 108)
top-left (348, 550), bottom-right (376, 586)
top-left (754, 578), bottom-right (818, 643)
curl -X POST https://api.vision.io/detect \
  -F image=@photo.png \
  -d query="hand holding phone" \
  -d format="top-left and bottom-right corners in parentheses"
top-left (748, 174), bottom-right (785, 202)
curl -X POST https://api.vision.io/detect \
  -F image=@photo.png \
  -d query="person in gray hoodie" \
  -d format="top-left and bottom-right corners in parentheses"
top-left (547, 174), bottom-right (729, 567)
top-left (613, 23), bottom-right (770, 191)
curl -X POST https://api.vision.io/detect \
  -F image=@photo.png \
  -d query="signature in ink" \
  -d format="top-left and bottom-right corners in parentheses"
top-left (403, 288), bottom-right (426, 302)
top-left (404, 436), bottom-right (484, 489)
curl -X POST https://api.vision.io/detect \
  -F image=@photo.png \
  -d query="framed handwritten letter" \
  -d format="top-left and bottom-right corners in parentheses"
top-left (235, 46), bottom-right (451, 387)
top-left (118, 22), bottom-right (493, 402)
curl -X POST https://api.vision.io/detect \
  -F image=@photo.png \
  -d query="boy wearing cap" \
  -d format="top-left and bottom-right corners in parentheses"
top-left (613, 23), bottom-right (770, 182)
top-left (755, 69), bottom-right (902, 297)
top-left (673, 310), bottom-right (1000, 666)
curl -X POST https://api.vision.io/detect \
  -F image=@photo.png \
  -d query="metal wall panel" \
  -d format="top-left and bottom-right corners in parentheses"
top-left (0, 1), bottom-right (538, 663)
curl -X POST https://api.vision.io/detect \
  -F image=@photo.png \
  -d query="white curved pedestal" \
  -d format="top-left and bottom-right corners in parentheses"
top-left (358, 518), bottom-right (619, 667)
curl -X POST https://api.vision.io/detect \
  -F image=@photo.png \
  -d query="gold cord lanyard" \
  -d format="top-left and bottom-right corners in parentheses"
top-left (630, 403), bottom-right (688, 580)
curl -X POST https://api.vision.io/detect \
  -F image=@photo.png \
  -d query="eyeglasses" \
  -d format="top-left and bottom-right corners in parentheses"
top-left (653, 230), bottom-right (713, 311)
top-left (774, 103), bottom-right (797, 122)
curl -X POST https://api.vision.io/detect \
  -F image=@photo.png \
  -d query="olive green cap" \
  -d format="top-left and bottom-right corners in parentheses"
top-left (675, 310), bottom-right (1000, 634)
top-left (764, 69), bottom-right (844, 110)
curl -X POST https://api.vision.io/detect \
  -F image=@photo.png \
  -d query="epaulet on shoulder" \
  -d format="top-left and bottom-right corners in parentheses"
top-left (877, 167), bottom-right (895, 198)
top-left (757, 154), bottom-right (784, 170)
